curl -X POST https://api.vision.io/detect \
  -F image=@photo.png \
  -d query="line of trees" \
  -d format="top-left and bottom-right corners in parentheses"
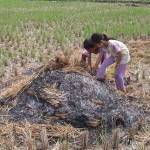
top-left (31, 0), bottom-right (150, 4)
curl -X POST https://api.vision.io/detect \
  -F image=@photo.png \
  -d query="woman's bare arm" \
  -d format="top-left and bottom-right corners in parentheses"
top-left (94, 53), bottom-right (103, 69)
top-left (87, 53), bottom-right (92, 71)
top-left (115, 51), bottom-right (122, 69)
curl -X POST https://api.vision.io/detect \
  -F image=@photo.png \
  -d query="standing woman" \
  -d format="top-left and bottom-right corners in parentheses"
top-left (91, 33), bottom-right (130, 92)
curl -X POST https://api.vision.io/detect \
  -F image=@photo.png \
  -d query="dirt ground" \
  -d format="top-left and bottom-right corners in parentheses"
top-left (126, 40), bottom-right (150, 97)
top-left (0, 39), bottom-right (150, 150)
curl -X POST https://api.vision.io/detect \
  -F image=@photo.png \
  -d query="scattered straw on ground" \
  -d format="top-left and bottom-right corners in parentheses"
top-left (0, 122), bottom-right (88, 150)
top-left (0, 75), bottom-right (34, 100)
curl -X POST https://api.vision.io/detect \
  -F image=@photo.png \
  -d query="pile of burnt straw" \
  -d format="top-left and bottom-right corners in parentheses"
top-left (0, 55), bottom-right (149, 129)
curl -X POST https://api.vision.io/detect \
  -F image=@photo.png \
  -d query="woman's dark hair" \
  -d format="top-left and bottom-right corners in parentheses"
top-left (83, 39), bottom-right (95, 50)
top-left (91, 33), bottom-right (115, 44)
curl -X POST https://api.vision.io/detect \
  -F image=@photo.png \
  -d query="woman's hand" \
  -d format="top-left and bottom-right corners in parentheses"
top-left (92, 66), bottom-right (98, 72)
top-left (90, 66), bottom-right (98, 75)
top-left (87, 65), bottom-right (97, 75)
top-left (94, 53), bottom-right (103, 69)
top-left (87, 65), bottom-right (92, 72)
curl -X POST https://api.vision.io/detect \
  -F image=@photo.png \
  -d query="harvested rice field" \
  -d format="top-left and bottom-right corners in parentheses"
top-left (0, 0), bottom-right (150, 149)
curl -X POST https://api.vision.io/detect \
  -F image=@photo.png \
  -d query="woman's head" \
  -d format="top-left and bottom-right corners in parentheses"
top-left (83, 39), bottom-right (97, 53)
top-left (91, 33), bottom-right (109, 48)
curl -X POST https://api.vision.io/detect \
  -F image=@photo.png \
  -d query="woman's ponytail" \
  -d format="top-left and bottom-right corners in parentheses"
top-left (91, 33), bottom-right (116, 43)
top-left (102, 34), bottom-right (109, 41)
top-left (102, 34), bottom-right (116, 41)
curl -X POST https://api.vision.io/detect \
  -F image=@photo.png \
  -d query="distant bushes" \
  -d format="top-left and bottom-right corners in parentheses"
top-left (30, 0), bottom-right (150, 4)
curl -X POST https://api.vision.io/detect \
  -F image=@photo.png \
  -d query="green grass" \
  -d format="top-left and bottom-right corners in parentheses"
top-left (93, 0), bottom-right (150, 3)
top-left (0, 0), bottom-right (150, 77)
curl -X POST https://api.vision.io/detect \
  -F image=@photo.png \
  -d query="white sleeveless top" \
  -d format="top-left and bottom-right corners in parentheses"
top-left (101, 40), bottom-right (130, 64)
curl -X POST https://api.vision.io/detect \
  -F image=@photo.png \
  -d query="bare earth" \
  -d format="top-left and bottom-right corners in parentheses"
top-left (0, 39), bottom-right (150, 150)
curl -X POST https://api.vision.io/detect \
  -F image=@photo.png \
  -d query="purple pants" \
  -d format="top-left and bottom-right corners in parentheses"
top-left (97, 56), bottom-right (127, 90)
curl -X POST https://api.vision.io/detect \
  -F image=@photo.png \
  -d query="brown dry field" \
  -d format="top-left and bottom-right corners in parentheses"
top-left (1, 39), bottom-right (150, 99)
top-left (0, 39), bottom-right (150, 150)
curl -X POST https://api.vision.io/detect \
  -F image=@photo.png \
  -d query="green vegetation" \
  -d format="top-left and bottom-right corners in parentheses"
top-left (91, 0), bottom-right (150, 3)
top-left (0, 0), bottom-right (150, 77)
top-left (34, 0), bottom-right (150, 3)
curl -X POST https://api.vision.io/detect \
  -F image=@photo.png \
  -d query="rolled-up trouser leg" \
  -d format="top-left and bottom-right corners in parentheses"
top-left (97, 56), bottom-right (115, 78)
top-left (115, 64), bottom-right (128, 90)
